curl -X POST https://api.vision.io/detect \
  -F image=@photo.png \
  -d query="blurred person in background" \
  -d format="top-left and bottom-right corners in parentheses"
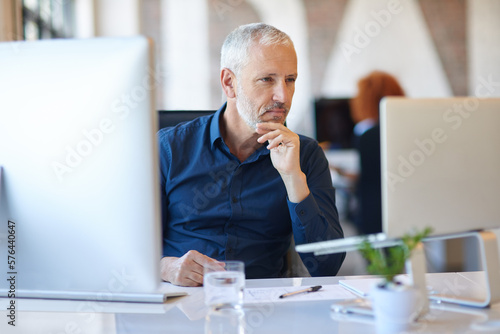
top-left (349, 71), bottom-right (405, 235)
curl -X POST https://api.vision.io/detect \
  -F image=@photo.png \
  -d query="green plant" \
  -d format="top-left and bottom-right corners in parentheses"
top-left (358, 227), bottom-right (432, 286)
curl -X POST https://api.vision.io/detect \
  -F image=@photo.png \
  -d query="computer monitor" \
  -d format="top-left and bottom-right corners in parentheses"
top-left (298, 97), bottom-right (500, 307)
top-left (314, 98), bottom-right (354, 149)
top-left (0, 37), bottom-right (172, 302)
top-left (381, 97), bottom-right (500, 308)
top-left (380, 97), bottom-right (500, 238)
top-left (300, 97), bottom-right (500, 246)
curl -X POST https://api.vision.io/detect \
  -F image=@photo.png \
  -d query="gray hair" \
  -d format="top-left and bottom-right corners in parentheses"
top-left (220, 23), bottom-right (294, 78)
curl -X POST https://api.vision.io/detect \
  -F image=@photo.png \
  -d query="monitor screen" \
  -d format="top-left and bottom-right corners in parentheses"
top-left (0, 37), bottom-right (162, 299)
top-left (381, 97), bottom-right (500, 238)
top-left (296, 96), bottom-right (500, 257)
top-left (314, 98), bottom-right (355, 149)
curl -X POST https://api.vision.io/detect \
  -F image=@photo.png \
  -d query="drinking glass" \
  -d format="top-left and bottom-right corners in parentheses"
top-left (204, 261), bottom-right (245, 309)
top-left (205, 307), bottom-right (245, 334)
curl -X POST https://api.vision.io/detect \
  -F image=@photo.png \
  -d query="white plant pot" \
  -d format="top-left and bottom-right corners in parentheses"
top-left (371, 283), bottom-right (421, 334)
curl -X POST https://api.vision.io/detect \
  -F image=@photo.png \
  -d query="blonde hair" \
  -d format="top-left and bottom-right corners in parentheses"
top-left (350, 71), bottom-right (405, 123)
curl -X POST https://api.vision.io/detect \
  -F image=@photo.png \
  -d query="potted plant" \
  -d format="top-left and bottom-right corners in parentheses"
top-left (358, 227), bottom-right (432, 333)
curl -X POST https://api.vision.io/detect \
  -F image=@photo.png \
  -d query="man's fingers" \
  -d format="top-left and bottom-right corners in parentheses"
top-left (177, 277), bottom-right (201, 287)
top-left (267, 134), bottom-right (285, 149)
top-left (184, 271), bottom-right (204, 286)
top-left (256, 122), bottom-right (285, 131)
top-left (256, 123), bottom-right (285, 141)
top-left (185, 250), bottom-right (224, 277)
top-left (189, 251), bottom-right (221, 268)
top-left (257, 129), bottom-right (284, 145)
top-left (163, 250), bottom-right (224, 287)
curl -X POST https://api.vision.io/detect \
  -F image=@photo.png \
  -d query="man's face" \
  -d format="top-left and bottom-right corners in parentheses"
top-left (235, 43), bottom-right (297, 130)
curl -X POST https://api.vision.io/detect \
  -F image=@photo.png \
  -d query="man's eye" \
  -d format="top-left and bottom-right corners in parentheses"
top-left (260, 77), bottom-right (272, 82)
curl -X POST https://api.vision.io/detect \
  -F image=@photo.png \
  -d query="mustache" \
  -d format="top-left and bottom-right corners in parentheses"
top-left (260, 102), bottom-right (289, 115)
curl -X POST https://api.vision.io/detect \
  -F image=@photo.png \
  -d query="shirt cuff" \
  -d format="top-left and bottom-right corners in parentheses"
top-left (287, 192), bottom-right (321, 226)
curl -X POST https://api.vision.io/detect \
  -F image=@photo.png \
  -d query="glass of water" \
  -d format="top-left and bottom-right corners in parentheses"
top-left (205, 307), bottom-right (245, 334)
top-left (204, 261), bottom-right (245, 309)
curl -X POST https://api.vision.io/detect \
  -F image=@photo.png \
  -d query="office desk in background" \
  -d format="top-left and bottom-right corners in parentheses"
top-left (323, 149), bottom-right (359, 222)
top-left (1, 273), bottom-right (500, 334)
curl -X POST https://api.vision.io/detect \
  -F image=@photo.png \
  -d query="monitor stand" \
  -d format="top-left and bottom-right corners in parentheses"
top-left (425, 230), bottom-right (500, 308)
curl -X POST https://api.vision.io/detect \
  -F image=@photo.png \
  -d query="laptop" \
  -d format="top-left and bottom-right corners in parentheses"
top-left (297, 97), bottom-right (500, 255)
top-left (0, 37), bottom-right (185, 302)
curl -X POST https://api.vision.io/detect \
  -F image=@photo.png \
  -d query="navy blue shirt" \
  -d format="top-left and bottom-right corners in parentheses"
top-left (158, 104), bottom-right (345, 279)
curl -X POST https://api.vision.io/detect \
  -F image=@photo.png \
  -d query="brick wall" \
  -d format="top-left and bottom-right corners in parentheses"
top-left (306, 0), bottom-right (349, 97)
top-left (419, 0), bottom-right (467, 96)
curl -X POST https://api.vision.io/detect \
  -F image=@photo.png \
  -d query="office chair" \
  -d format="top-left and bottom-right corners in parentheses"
top-left (158, 110), bottom-right (215, 130)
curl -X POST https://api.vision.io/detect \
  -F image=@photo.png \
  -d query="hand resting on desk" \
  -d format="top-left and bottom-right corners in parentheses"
top-left (160, 250), bottom-right (223, 287)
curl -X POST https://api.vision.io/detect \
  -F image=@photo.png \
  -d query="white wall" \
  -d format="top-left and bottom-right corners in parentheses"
top-left (74, 0), bottom-right (95, 38)
top-left (321, 0), bottom-right (452, 98)
top-left (94, 0), bottom-right (140, 36)
top-left (160, 0), bottom-right (211, 110)
top-left (468, 0), bottom-right (500, 98)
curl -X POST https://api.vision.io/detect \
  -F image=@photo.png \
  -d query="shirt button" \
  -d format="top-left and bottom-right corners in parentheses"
top-left (231, 196), bottom-right (238, 203)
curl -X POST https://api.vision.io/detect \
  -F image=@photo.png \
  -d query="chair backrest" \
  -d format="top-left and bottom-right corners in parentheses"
top-left (158, 110), bottom-right (215, 130)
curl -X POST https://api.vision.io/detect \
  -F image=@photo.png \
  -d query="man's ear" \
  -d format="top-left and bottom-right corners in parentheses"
top-left (221, 68), bottom-right (237, 99)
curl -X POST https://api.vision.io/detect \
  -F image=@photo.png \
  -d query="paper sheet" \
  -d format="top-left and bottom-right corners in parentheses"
top-left (339, 275), bottom-right (412, 297)
top-left (243, 284), bottom-right (357, 304)
top-left (338, 278), bottom-right (382, 297)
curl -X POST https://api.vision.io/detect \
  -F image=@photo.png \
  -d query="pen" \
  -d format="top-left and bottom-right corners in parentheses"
top-left (279, 285), bottom-right (322, 299)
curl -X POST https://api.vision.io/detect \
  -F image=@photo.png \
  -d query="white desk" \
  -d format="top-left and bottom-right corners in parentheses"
top-left (1, 273), bottom-right (500, 333)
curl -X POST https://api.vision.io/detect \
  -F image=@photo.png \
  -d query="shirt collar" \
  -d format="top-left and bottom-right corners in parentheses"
top-left (210, 103), bottom-right (226, 149)
top-left (209, 102), bottom-right (270, 158)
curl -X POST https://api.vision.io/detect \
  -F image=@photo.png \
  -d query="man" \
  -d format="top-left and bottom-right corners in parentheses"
top-left (159, 23), bottom-right (345, 287)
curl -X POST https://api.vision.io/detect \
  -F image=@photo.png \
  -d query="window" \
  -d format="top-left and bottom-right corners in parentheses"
top-left (22, 0), bottom-right (75, 40)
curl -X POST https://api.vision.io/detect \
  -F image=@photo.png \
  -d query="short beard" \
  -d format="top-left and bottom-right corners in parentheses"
top-left (236, 85), bottom-right (260, 130)
top-left (235, 86), bottom-right (288, 130)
